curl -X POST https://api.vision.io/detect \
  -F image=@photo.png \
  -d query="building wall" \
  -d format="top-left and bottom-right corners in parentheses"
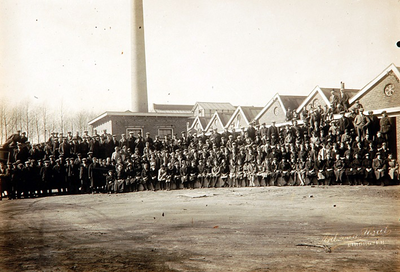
top-left (207, 117), bottom-right (224, 132)
top-left (356, 73), bottom-right (400, 110)
top-left (227, 112), bottom-right (248, 129)
top-left (92, 120), bottom-right (112, 136)
top-left (298, 92), bottom-right (328, 115)
top-left (109, 115), bottom-right (189, 139)
top-left (258, 100), bottom-right (286, 125)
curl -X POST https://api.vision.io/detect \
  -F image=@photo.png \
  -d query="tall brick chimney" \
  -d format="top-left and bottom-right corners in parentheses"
top-left (131, 0), bottom-right (148, 112)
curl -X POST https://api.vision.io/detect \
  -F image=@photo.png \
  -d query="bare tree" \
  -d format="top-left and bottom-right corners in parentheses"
top-left (1, 101), bottom-right (99, 144)
top-left (31, 107), bottom-right (42, 143)
top-left (41, 104), bottom-right (48, 142)
top-left (60, 99), bottom-right (64, 135)
top-left (0, 102), bottom-right (7, 143)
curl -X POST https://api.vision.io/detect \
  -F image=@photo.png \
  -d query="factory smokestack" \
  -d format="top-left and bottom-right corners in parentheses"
top-left (131, 0), bottom-right (148, 112)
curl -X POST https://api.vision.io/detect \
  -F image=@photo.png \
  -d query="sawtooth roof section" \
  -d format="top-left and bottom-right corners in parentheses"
top-left (320, 88), bottom-right (360, 100)
top-left (217, 112), bottom-right (233, 126)
top-left (152, 103), bottom-right (194, 113)
top-left (279, 95), bottom-right (307, 111)
top-left (192, 102), bottom-right (236, 111)
top-left (199, 117), bottom-right (211, 129)
top-left (241, 106), bottom-right (264, 123)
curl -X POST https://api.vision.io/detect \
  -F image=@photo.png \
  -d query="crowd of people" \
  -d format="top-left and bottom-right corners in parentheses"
top-left (0, 102), bottom-right (398, 200)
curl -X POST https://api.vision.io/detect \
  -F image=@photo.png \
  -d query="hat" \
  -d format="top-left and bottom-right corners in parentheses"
top-left (382, 111), bottom-right (387, 114)
top-left (359, 108), bottom-right (364, 112)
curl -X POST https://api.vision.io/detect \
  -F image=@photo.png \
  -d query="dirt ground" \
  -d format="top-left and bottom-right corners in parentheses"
top-left (0, 185), bottom-right (399, 272)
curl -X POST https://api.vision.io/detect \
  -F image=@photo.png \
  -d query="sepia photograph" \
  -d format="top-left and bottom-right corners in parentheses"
top-left (1, 0), bottom-right (400, 271)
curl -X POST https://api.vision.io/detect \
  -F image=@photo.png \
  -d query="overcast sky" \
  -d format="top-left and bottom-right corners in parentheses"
top-left (1, 0), bottom-right (400, 114)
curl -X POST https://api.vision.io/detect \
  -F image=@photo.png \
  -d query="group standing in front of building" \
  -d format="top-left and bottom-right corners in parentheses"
top-left (0, 98), bottom-right (398, 200)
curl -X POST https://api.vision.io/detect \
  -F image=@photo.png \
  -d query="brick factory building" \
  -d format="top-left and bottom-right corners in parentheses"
top-left (88, 63), bottom-right (400, 161)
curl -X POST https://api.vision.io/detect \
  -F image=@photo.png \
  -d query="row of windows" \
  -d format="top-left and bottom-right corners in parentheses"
top-left (125, 128), bottom-right (173, 138)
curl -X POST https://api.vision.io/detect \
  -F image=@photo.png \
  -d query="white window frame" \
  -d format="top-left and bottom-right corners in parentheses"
top-left (158, 127), bottom-right (173, 138)
top-left (126, 127), bottom-right (143, 136)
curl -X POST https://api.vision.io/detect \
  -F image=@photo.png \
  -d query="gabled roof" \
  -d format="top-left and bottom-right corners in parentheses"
top-left (241, 106), bottom-right (264, 123)
top-left (320, 88), bottom-right (359, 101)
top-left (349, 63), bottom-right (400, 104)
top-left (279, 95), bottom-right (307, 111)
top-left (188, 116), bottom-right (211, 131)
top-left (204, 112), bottom-right (233, 131)
top-left (296, 86), bottom-right (360, 113)
top-left (152, 103), bottom-right (194, 113)
top-left (227, 106), bottom-right (263, 127)
top-left (192, 102), bottom-right (236, 112)
top-left (255, 93), bottom-right (306, 121)
top-left (199, 117), bottom-right (211, 128)
top-left (218, 112), bottom-right (232, 125)
top-left (296, 86), bottom-right (331, 113)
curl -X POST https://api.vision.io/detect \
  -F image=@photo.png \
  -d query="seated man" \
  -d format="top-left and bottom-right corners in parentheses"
top-left (372, 153), bottom-right (387, 186)
top-left (105, 170), bottom-right (115, 193)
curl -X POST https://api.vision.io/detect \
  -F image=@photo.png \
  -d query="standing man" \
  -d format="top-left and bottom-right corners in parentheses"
top-left (329, 90), bottom-right (339, 112)
top-left (338, 111), bottom-right (351, 134)
top-left (366, 111), bottom-right (379, 140)
top-left (268, 121), bottom-right (279, 145)
top-left (135, 132), bottom-right (145, 156)
top-left (338, 88), bottom-right (350, 111)
top-left (246, 122), bottom-right (256, 141)
top-left (127, 132), bottom-right (136, 153)
top-left (353, 108), bottom-right (370, 140)
top-left (379, 111), bottom-right (391, 140)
